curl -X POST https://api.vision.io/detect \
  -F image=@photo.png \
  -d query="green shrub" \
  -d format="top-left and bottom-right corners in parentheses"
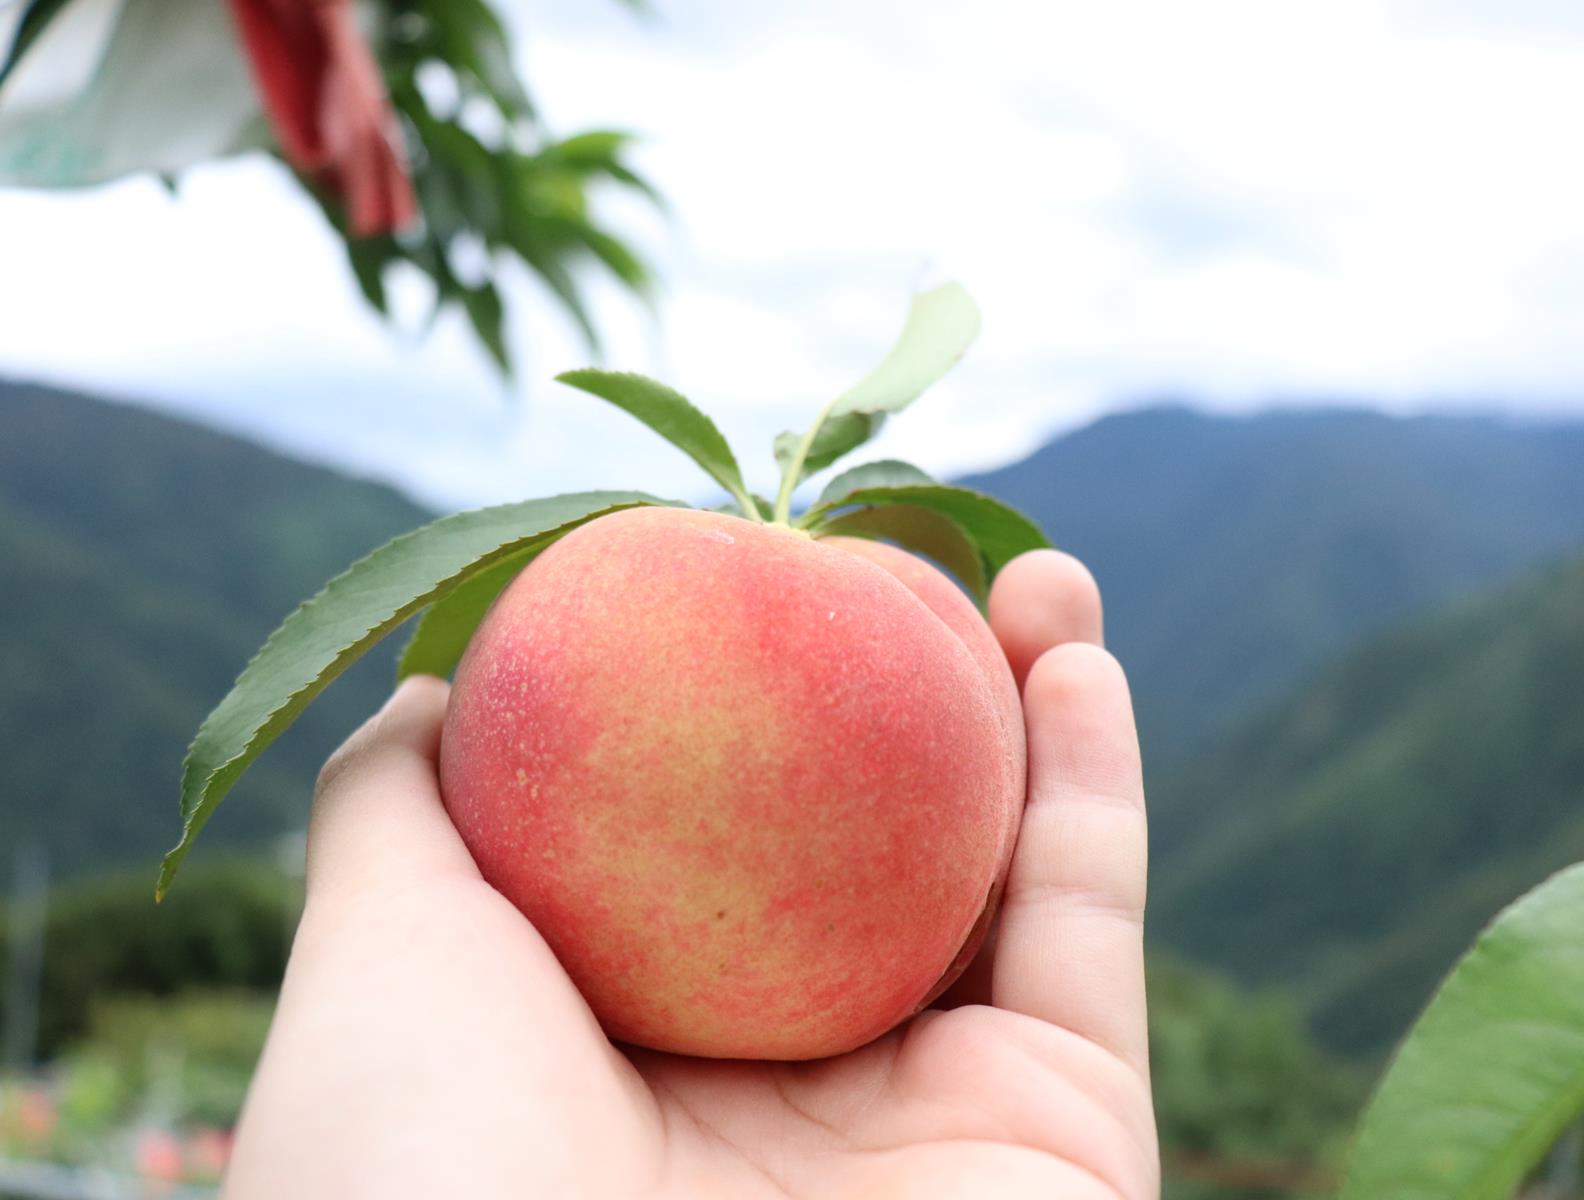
top-left (0, 858), bottom-right (299, 1059)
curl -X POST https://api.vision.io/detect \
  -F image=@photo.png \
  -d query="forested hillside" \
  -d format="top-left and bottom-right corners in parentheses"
top-left (961, 406), bottom-right (1584, 767)
top-left (1150, 554), bottom-right (1584, 1054)
top-left (0, 382), bottom-right (430, 876)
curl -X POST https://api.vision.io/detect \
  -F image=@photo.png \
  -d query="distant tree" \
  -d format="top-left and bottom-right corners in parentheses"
top-left (1148, 956), bottom-right (1362, 1199)
top-left (0, 861), bottom-right (298, 1060)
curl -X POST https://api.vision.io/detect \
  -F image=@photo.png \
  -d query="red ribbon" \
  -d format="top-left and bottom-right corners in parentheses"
top-left (225, 0), bottom-right (417, 236)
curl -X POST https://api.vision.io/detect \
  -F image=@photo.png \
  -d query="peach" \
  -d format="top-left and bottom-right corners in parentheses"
top-left (439, 506), bottom-right (1025, 1059)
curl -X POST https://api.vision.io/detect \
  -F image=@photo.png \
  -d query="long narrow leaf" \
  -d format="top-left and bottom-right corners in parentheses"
top-left (816, 504), bottom-right (988, 606)
top-left (396, 547), bottom-right (536, 681)
top-left (803, 483), bottom-right (1048, 576)
top-left (816, 459), bottom-right (936, 506)
top-left (557, 370), bottom-right (756, 513)
top-left (772, 414), bottom-right (876, 485)
top-left (829, 282), bottom-right (982, 421)
top-left (159, 492), bottom-right (670, 897)
top-left (773, 284), bottom-right (981, 497)
top-left (516, 236), bottom-right (600, 353)
top-left (1340, 862), bottom-right (1584, 1200)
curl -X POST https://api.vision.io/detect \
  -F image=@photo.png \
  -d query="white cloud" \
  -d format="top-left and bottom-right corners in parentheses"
top-left (0, 0), bottom-right (1581, 511)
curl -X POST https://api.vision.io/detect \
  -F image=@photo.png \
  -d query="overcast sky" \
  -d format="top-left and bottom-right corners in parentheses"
top-left (2, 0), bottom-right (1582, 510)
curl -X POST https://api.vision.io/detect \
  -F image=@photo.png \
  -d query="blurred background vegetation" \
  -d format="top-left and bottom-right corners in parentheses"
top-left (3, 1), bottom-right (1584, 1197)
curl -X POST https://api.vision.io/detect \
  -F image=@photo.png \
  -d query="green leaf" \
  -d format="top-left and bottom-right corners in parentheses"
top-left (518, 237), bottom-right (600, 353)
top-left (541, 130), bottom-right (666, 209)
top-left (1340, 862), bottom-right (1584, 1200)
top-left (556, 370), bottom-right (757, 515)
top-left (159, 491), bottom-right (670, 898)
top-left (545, 130), bottom-right (637, 166)
top-left (709, 494), bottom-right (775, 521)
top-left (772, 283), bottom-right (981, 516)
top-left (803, 483), bottom-right (1049, 576)
top-left (301, 0), bottom-right (657, 375)
top-left (816, 504), bottom-right (988, 606)
top-left (816, 459), bottom-right (936, 506)
top-left (828, 282), bottom-right (982, 422)
top-left (344, 238), bottom-right (393, 314)
top-left (461, 282), bottom-right (510, 375)
top-left (772, 414), bottom-right (877, 485)
top-left (434, 0), bottom-right (535, 120)
top-left (604, 159), bottom-right (668, 212)
top-left (423, 120), bottom-right (502, 230)
top-left (579, 225), bottom-right (651, 293)
top-left (396, 549), bottom-right (535, 681)
top-left (528, 212), bottom-right (653, 298)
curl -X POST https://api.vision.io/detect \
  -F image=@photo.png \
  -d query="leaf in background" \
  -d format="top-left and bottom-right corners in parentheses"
top-left (816, 459), bottom-right (937, 506)
top-left (421, 119), bottom-right (502, 230)
top-left (159, 491), bottom-right (671, 898)
top-left (557, 370), bottom-right (757, 514)
top-left (464, 0), bottom-right (535, 119)
top-left (803, 483), bottom-right (1048, 576)
top-left (710, 494), bottom-right (775, 521)
top-left (529, 211), bottom-right (653, 299)
top-left (1340, 862), bottom-right (1584, 1200)
top-left (816, 504), bottom-right (988, 605)
top-left (344, 235), bottom-right (394, 313)
top-left (544, 129), bottom-right (634, 166)
top-left (338, 3), bottom-right (658, 373)
top-left (515, 232), bottom-right (600, 353)
top-left (772, 283), bottom-right (981, 511)
top-left (461, 282), bottom-right (510, 375)
top-left (396, 548), bottom-right (535, 681)
top-left (604, 158), bottom-right (667, 210)
top-left (579, 224), bottom-right (651, 294)
top-left (543, 129), bottom-right (667, 210)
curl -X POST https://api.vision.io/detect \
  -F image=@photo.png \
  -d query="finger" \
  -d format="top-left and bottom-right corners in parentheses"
top-left (992, 643), bottom-right (1149, 1076)
top-left (989, 549), bottom-right (1104, 688)
top-left (935, 550), bottom-right (1106, 1010)
top-left (305, 674), bottom-right (478, 904)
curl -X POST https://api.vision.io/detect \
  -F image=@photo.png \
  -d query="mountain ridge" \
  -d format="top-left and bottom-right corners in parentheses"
top-left (1148, 551), bottom-right (1584, 1053)
top-left (958, 403), bottom-right (1584, 767)
top-left (1, 380), bottom-right (432, 876)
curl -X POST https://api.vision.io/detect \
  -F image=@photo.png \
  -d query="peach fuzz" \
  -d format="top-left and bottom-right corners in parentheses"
top-left (439, 506), bottom-right (1025, 1060)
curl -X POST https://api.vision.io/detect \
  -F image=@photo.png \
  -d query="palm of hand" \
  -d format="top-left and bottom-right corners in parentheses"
top-left (633, 1002), bottom-right (1153, 1198)
top-left (226, 552), bottom-right (1156, 1200)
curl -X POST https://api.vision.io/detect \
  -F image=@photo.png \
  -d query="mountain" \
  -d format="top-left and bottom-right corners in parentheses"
top-left (959, 406), bottom-right (1584, 768)
top-left (8, 384), bottom-right (1584, 909)
top-left (0, 381), bottom-right (431, 878)
top-left (1148, 553), bottom-right (1584, 1055)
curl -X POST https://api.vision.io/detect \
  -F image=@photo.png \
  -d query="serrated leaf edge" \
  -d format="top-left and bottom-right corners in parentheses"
top-left (395, 546), bottom-right (538, 680)
top-left (158, 494), bottom-right (670, 897)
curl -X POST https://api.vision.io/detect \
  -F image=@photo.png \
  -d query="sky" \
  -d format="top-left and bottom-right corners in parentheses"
top-left (1, 0), bottom-right (1582, 511)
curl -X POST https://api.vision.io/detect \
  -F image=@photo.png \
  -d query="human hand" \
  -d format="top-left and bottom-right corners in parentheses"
top-left (224, 550), bottom-right (1157, 1199)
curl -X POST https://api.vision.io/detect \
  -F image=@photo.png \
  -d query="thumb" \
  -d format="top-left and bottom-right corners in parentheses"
top-left (304, 675), bottom-right (479, 904)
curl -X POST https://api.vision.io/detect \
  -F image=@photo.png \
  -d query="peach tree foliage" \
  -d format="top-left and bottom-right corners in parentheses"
top-left (325, 0), bottom-right (663, 372)
top-left (0, 0), bottom-right (658, 373)
top-left (158, 284), bottom-right (1047, 895)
